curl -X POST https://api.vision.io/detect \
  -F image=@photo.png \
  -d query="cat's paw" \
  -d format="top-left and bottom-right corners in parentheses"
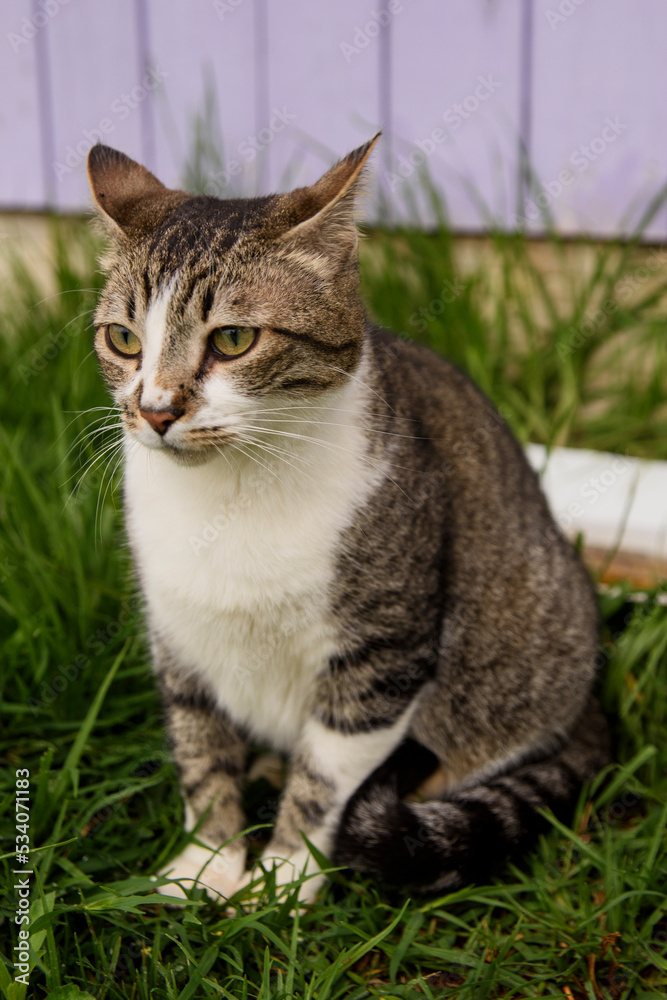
top-left (238, 848), bottom-right (325, 908)
top-left (157, 842), bottom-right (245, 904)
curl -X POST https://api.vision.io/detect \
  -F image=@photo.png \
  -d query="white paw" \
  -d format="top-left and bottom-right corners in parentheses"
top-left (239, 847), bottom-right (326, 907)
top-left (157, 842), bottom-right (245, 904)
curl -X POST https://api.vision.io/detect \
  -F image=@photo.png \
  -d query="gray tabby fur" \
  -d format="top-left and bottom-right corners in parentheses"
top-left (86, 136), bottom-right (611, 902)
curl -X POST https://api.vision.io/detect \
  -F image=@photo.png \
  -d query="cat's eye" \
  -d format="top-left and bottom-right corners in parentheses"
top-left (210, 326), bottom-right (257, 358)
top-left (106, 323), bottom-right (142, 357)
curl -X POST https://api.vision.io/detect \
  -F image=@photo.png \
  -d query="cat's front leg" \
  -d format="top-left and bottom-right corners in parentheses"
top-left (247, 648), bottom-right (433, 903)
top-left (155, 652), bottom-right (248, 903)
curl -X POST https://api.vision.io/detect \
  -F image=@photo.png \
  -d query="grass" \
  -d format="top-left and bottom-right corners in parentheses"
top-left (0, 215), bottom-right (665, 999)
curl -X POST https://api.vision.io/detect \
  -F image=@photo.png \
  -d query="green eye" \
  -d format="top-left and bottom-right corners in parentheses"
top-left (210, 326), bottom-right (257, 358)
top-left (106, 323), bottom-right (142, 357)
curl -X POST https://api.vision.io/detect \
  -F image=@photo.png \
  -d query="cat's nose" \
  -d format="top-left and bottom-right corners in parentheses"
top-left (140, 408), bottom-right (181, 435)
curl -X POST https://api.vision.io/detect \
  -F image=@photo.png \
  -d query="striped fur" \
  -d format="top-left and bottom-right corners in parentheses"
top-left (86, 139), bottom-right (611, 903)
top-left (335, 700), bottom-right (611, 893)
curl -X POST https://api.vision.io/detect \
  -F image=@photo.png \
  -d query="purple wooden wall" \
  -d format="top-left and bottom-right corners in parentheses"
top-left (2, 0), bottom-right (667, 238)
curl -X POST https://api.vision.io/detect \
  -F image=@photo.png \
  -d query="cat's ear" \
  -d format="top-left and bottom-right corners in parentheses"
top-left (87, 145), bottom-right (187, 237)
top-left (276, 133), bottom-right (381, 272)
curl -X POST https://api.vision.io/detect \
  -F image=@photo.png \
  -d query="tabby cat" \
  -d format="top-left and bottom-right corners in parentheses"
top-left (86, 136), bottom-right (610, 904)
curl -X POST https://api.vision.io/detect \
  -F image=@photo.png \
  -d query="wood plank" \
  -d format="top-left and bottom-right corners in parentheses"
top-left (146, 0), bottom-right (256, 196)
top-left (585, 546), bottom-right (667, 589)
top-left (530, 0), bottom-right (667, 241)
top-left (0, 0), bottom-right (47, 208)
top-left (390, 0), bottom-right (523, 229)
top-left (47, 0), bottom-right (146, 212)
top-left (265, 0), bottom-right (380, 198)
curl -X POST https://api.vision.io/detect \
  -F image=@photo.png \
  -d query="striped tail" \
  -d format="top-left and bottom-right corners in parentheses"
top-left (333, 699), bottom-right (611, 895)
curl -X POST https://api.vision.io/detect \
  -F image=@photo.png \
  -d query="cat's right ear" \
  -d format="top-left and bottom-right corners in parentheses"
top-left (87, 145), bottom-right (186, 237)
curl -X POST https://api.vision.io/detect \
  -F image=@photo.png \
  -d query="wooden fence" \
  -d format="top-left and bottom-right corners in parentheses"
top-left (3, 0), bottom-right (667, 237)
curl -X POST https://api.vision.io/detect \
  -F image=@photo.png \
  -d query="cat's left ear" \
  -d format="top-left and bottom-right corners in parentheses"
top-left (276, 133), bottom-right (381, 271)
top-left (87, 144), bottom-right (188, 238)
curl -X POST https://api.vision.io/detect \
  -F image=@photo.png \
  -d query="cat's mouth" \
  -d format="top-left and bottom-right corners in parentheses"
top-left (129, 416), bottom-right (238, 463)
top-left (159, 442), bottom-right (219, 466)
top-left (149, 436), bottom-right (236, 467)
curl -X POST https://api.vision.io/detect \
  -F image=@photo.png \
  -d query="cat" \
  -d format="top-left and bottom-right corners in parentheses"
top-left (86, 135), bottom-right (611, 904)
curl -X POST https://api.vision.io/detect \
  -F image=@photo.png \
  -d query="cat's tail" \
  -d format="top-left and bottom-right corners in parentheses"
top-left (333, 698), bottom-right (611, 895)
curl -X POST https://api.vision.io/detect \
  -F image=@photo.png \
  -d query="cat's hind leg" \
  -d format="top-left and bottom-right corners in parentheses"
top-left (333, 696), bottom-right (611, 894)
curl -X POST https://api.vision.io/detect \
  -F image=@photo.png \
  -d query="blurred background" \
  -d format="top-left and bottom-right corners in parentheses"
top-left (3, 0), bottom-right (667, 236)
top-left (1, 4), bottom-right (667, 996)
top-left (1, 0), bottom-right (667, 577)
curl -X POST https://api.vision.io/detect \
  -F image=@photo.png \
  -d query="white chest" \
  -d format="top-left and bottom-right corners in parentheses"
top-left (123, 430), bottom-right (381, 750)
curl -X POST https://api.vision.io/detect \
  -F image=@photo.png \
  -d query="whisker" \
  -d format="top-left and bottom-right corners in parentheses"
top-left (71, 423), bottom-right (125, 458)
top-left (74, 346), bottom-right (99, 375)
top-left (324, 364), bottom-right (398, 415)
top-left (30, 288), bottom-right (100, 311)
top-left (58, 418), bottom-right (124, 471)
top-left (53, 409), bottom-right (120, 452)
top-left (63, 436), bottom-right (124, 504)
top-left (234, 423), bottom-right (416, 503)
top-left (244, 414), bottom-right (428, 440)
top-left (228, 438), bottom-right (287, 487)
top-left (235, 422), bottom-right (414, 473)
top-left (96, 442), bottom-right (127, 545)
top-left (63, 430), bottom-right (124, 483)
top-left (251, 402), bottom-right (417, 423)
top-left (236, 431), bottom-right (320, 488)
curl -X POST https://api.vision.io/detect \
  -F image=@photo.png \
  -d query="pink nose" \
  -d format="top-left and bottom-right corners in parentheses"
top-left (140, 409), bottom-right (179, 435)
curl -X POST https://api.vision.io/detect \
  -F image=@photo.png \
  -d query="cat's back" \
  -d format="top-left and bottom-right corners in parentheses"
top-left (365, 326), bottom-right (597, 647)
top-left (368, 327), bottom-right (566, 542)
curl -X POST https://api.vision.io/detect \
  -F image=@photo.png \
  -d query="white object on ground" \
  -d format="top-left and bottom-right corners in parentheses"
top-left (525, 443), bottom-right (667, 562)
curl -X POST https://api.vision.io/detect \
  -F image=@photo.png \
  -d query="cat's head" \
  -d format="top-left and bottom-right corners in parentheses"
top-left (87, 135), bottom-right (379, 463)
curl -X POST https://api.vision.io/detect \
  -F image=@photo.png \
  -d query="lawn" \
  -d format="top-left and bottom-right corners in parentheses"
top-left (0, 216), bottom-right (665, 999)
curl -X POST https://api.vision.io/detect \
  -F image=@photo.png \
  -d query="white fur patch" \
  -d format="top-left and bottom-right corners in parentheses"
top-left (301, 713), bottom-right (416, 802)
top-left (157, 841), bottom-right (245, 902)
top-left (139, 287), bottom-right (174, 411)
top-left (124, 358), bottom-right (385, 752)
